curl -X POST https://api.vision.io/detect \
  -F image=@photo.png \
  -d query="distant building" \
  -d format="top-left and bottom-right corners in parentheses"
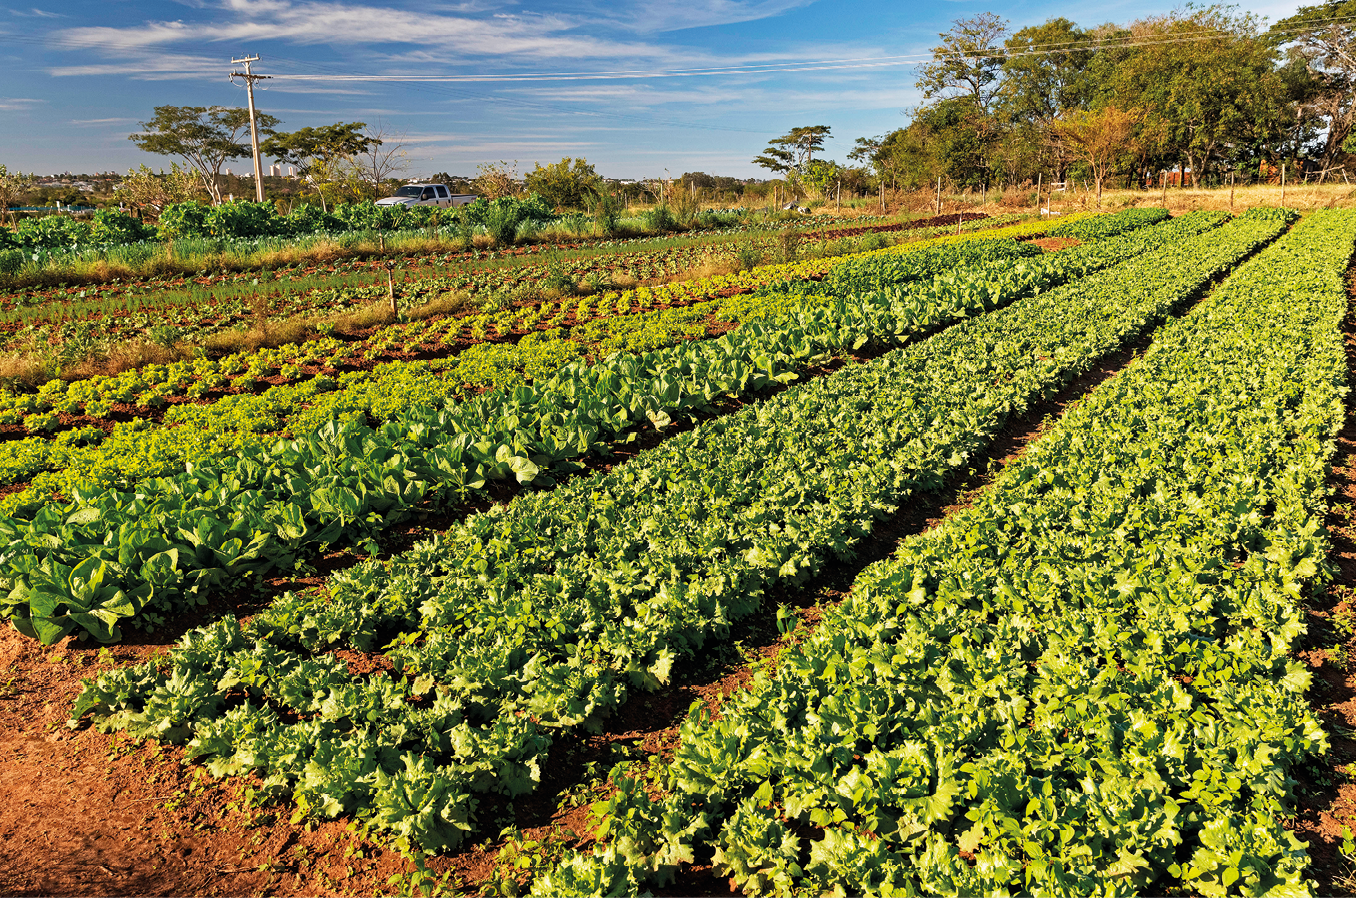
top-left (269, 164), bottom-right (281, 177)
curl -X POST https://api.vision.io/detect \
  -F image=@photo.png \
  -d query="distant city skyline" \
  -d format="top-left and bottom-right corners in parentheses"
top-left (0, 0), bottom-right (1306, 180)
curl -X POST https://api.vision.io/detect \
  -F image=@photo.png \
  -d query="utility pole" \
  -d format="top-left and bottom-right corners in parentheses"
top-left (230, 55), bottom-right (270, 203)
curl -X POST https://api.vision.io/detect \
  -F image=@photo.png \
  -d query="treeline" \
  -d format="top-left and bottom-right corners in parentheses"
top-left (847, 2), bottom-right (1355, 194)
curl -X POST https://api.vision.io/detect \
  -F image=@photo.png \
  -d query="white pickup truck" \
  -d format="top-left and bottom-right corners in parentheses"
top-left (376, 183), bottom-right (478, 208)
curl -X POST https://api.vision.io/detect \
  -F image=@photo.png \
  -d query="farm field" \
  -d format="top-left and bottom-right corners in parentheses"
top-left (2, 205), bottom-right (1356, 897)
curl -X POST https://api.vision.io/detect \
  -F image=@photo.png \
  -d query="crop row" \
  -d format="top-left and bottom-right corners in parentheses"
top-left (0, 212), bottom-right (1022, 338)
top-left (1049, 206), bottom-right (1169, 241)
top-left (0, 230), bottom-right (1061, 642)
top-left (0, 217), bottom-right (1079, 514)
top-left (67, 210), bottom-right (1283, 858)
top-left (537, 207), bottom-right (1344, 898)
top-left (0, 214), bottom-right (1048, 420)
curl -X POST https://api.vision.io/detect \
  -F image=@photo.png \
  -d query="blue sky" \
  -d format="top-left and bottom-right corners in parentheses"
top-left (0, 0), bottom-right (1305, 179)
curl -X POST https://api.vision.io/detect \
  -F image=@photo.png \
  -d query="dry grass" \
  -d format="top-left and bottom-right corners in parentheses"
top-left (406, 292), bottom-right (475, 321)
top-left (79, 340), bottom-right (193, 377)
top-left (675, 257), bottom-right (740, 281)
top-left (202, 314), bottom-right (317, 356)
top-left (1095, 183), bottom-right (1356, 214)
top-left (941, 182), bottom-right (1356, 216)
top-left (0, 354), bottom-right (53, 389)
top-left (330, 301), bottom-right (396, 333)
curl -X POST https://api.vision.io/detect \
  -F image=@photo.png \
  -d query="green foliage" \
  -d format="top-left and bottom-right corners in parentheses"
top-left (1049, 207), bottom-right (1169, 240)
top-left (63, 211), bottom-right (1241, 862)
top-left (549, 207), bottom-right (1343, 897)
top-left (156, 202), bottom-right (211, 239)
top-left (89, 209), bottom-right (155, 245)
top-left (524, 158), bottom-right (602, 211)
top-left (14, 215), bottom-right (92, 249)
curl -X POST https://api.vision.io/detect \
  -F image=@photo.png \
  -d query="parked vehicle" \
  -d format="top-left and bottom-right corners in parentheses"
top-left (376, 184), bottom-right (478, 208)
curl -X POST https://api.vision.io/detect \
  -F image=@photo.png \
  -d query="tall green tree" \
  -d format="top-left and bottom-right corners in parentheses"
top-left (1111, 9), bottom-right (1285, 185)
top-left (917, 14), bottom-right (1009, 114)
top-left (1273, 0), bottom-right (1356, 172)
top-left (1000, 18), bottom-right (1092, 125)
top-left (752, 126), bottom-right (832, 176)
top-left (261, 122), bottom-right (375, 210)
top-left (524, 157), bottom-right (602, 210)
top-left (129, 106), bottom-right (280, 205)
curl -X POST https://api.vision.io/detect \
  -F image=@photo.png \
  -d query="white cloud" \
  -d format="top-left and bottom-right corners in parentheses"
top-left (600, 0), bottom-right (817, 34)
top-left (0, 97), bottom-right (44, 110)
top-left (7, 7), bottom-right (66, 17)
top-left (53, 0), bottom-right (666, 61)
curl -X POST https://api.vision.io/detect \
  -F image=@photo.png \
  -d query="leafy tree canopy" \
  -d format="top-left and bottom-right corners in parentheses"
top-left (129, 106), bottom-right (280, 204)
top-left (524, 157), bottom-right (602, 210)
top-left (752, 125), bottom-right (832, 175)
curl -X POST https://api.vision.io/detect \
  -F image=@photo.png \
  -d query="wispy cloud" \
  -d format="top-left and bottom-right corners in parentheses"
top-left (0, 97), bottom-right (44, 110)
top-left (7, 7), bottom-right (66, 17)
top-left (599, 0), bottom-right (817, 34)
top-left (69, 116), bottom-right (137, 124)
top-left (53, 0), bottom-right (665, 61)
top-left (48, 50), bottom-right (224, 78)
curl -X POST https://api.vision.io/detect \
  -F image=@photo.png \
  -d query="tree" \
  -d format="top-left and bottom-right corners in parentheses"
top-left (114, 164), bottom-right (200, 215)
top-left (752, 125), bottom-right (832, 175)
top-left (1048, 106), bottom-right (1140, 203)
top-left (1110, 10), bottom-right (1284, 186)
top-left (351, 124), bottom-right (409, 200)
top-left (474, 161), bottom-right (520, 200)
top-left (801, 159), bottom-right (842, 198)
top-left (524, 157), bottom-right (602, 210)
top-left (1000, 18), bottom-right (1093, 126)
top-left (1273, 0), bottom-right (1356, 173)
top-left (129, 106), bottom-right (279, 205)
top-left (261, 122), bottom-right (376, 210)
top-left (0, 165), bottom-right (35, 227)
top-left (917, 14), bottom-right (1009, 114)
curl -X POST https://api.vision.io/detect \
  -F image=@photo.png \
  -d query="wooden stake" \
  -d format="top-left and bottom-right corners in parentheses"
top-left (1229, 172), bottom-right (1235, 212)
top-left (1161, 172), bottom-right (1167, 207)
top-left (935, 177), bottom-right (941, 215)
top-left (879, 180), bottom-right (884, 212)
top-left (835, 179), bottom-right (840, 214)
top-left (1035, 173), bottom-right (1042, 217)
top-left (1281, 164), bottom-right (1286, 207)
top-left (385, 263), bottom-right (397, 318)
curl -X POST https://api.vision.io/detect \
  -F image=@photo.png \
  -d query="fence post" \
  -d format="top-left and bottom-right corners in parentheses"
top-left (1281, 164), bottom-right (1286, 207)
top-left (935, 177), bottom-right (941, 215)
top-left (1035, 173), bottom-right (1042, 217)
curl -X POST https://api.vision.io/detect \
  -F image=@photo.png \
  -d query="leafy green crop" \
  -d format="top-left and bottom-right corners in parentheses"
top-left (5, 214), bottom-right (1207, 644)
top-left (537, 209), bottom-right (1351, 897)
top-left (67, 210), bottom-right (1278, 857)
top-left (1049, 207), bottom-right (1170, 240)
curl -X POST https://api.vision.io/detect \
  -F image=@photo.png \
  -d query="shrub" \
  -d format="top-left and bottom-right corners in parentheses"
top-left (204, 201), bottom-right (289, 239)
top-left (89, 209), bottom-right (155, 245)
top-left (644, 205), bottom-right (677, 232)
top-left (157, 202), bottom-right (212, 239)
top-left (14, 215), bottom-right (92, 249)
